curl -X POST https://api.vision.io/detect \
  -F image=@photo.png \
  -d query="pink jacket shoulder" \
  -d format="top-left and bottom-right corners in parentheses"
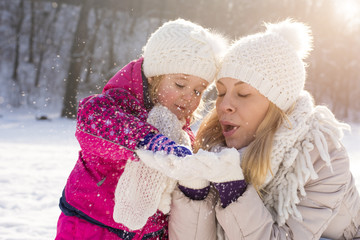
top-left (103, 58), bottom-right (145, 105)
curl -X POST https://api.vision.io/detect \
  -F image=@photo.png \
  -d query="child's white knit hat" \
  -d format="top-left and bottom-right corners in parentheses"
top-left (217, 19), bottom-right (313, 111)
top-left (143, 19), bottom-right (227, 83)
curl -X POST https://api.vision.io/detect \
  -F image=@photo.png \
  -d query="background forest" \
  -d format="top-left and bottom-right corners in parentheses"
top-left (1, 1), bottom-right (360, 239)
top-left (0, 0), bottom-right (359, 121)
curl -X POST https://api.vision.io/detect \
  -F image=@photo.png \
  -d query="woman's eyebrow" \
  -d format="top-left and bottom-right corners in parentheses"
top-left (235, 81), bottom-right (244, 86)
top-left (217, 80), bottom-right (244, 85)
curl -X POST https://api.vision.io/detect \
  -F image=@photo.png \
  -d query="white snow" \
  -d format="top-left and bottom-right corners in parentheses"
top-left (0, 108), bottom-right (359, 239)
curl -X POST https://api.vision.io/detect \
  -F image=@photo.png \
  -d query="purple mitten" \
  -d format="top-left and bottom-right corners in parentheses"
top-left (213, 180), bottom-right (247, 208)
top-left (138, 132), bottom-right (192, 157)
top-left (178, 185), bottom-right (210, 200)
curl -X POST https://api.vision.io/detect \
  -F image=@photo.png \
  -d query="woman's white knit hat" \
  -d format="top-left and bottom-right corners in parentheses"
top-left (217, 19), bottom-right (313, 111)
top-left (143, 19), bottom-right (228, 83)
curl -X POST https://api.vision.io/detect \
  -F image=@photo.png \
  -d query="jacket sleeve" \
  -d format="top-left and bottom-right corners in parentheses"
top-left (76, 88), bottom-right (158, 161)
top-left (169, 187), bottom-right (218, 240)
top-left (215, 144), bottom-right (351, 240)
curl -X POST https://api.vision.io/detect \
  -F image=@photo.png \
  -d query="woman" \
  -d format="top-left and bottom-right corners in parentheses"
top-left (168, 19), bottom-right (360, 239)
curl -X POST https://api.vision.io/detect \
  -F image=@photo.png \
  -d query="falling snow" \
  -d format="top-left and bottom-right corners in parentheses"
top-left (0, 108), bottom-right (360, 239)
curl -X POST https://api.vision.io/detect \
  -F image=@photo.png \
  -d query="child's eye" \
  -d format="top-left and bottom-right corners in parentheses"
top-left (194, 90), bottom-right (201, 96)
top-left (175, 83), bottom-right (185, 88)
top-left (217, 93), bottom-right (225, 97)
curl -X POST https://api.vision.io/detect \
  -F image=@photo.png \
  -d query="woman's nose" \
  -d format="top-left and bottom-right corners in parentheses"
top-left (218, 94), bottom-right (235, 113)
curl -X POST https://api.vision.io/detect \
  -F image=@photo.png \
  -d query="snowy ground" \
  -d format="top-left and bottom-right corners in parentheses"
top-left (0, 109), bottom-right (360, 240)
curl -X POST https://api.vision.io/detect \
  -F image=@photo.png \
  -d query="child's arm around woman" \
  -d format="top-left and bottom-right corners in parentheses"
top-left (75, 58), bottom-right (158, 162)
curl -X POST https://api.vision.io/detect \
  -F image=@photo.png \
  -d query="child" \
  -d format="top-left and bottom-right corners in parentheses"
top-left (55, 19), bottom-right (227, 239)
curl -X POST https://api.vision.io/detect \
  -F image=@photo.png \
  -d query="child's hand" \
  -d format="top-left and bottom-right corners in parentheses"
top-left (138, 132), bottom-right (192, 157)
top-left (146, 104), bottom-right (191, 147)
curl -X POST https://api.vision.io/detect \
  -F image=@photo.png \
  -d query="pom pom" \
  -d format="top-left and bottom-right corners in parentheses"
top-left (205, 31), bottom-right (229, 62)
top-left (265, 19), bottom-right (313, 59)
top-left (191, 28), bottom-right (229, 64)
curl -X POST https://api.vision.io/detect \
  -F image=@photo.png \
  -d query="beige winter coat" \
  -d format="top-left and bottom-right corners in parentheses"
top-left (169, 141), bottom-right (360, 239)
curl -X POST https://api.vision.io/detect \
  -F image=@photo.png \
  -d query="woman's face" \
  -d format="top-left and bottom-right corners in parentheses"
top-left (216, 77), bottom-right (270, 149)
top-left (150, 74), bottom-right (208, 121)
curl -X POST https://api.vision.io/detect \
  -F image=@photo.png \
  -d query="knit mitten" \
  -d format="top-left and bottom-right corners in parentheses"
top-left (178, 184), bottom-right (210, 200)
top-left (114, 105), bottom-right (192, 230)
top-left (200, 147), bottom-right (246, 207)
top-left (138, 148), bottom-right (242, 183)
top-left (198, 148), bottom-right (244, 183)
top-left (113, 160), bottom-right (168, 230)
top-left (138, 132), bottom-right (192, 157)
top-left (178, 163), bottom-right (211, 200)
top-left (213, 180), bottom-right (247, 208)
top-left (137, 147), bottom-right (243, 202)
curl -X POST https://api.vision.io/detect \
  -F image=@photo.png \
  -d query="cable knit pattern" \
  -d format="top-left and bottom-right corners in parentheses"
top-left (261, 90), bottom-right (350, 226)
top-left (143, 19), bottom-right (227, 83)
top-left (113, 105), bottom-right (192, 230)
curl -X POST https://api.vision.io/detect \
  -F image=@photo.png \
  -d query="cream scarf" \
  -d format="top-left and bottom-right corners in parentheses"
top-left (261, 90), bottom-right (350, 226)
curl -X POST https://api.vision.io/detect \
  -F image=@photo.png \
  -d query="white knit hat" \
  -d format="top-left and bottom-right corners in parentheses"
top-left (217, 19), bottom-right (313, 111)
top-left (143, 19), bottom-right (227, 83)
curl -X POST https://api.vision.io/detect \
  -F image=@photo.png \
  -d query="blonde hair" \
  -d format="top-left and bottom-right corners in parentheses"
top-left (148, 75), bottom-right (163, 105)
top-left (195, 102), bottom-right (288, 192)
top-left (148, 75), bottom-right (206, 124)
top-left (194, 108), bottom-right (224, 152)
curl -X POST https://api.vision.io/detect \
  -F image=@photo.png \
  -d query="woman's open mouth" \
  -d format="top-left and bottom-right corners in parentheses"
top-left (220, 121), bottom-right (239, 137)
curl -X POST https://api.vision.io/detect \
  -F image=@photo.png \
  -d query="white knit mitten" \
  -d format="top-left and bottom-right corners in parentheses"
top-left (137, 147), bottom-right (243, 183)
top-left (197, 148), bottom-right (244, 183)
top-left (113, 160), bottom-right (167, 230)
top-left (113, 105), bottom-right (194, 230)
top-left (146, 105), bottom-right (196, 212)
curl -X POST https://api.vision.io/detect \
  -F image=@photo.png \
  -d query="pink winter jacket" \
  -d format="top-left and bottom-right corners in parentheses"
top-left (60, 58), bottom-right (184, 239)
top-left (169, 140), bottom-right (360, 239)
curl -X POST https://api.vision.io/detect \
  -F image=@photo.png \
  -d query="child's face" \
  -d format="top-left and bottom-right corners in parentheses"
top-left (151, 74), bottom-right (209, 121)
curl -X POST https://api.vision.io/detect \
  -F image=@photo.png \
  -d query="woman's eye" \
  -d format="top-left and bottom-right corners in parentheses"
top-left (238, 93), bottom-right (250, 98)
top-left (217, 93), bottom-right (225, 97)
top-left (175, 83), bottom-right (185, 88)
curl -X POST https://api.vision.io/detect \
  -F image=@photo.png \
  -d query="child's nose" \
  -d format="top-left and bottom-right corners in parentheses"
top-left (182, 89), bottom-right (193, 101)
